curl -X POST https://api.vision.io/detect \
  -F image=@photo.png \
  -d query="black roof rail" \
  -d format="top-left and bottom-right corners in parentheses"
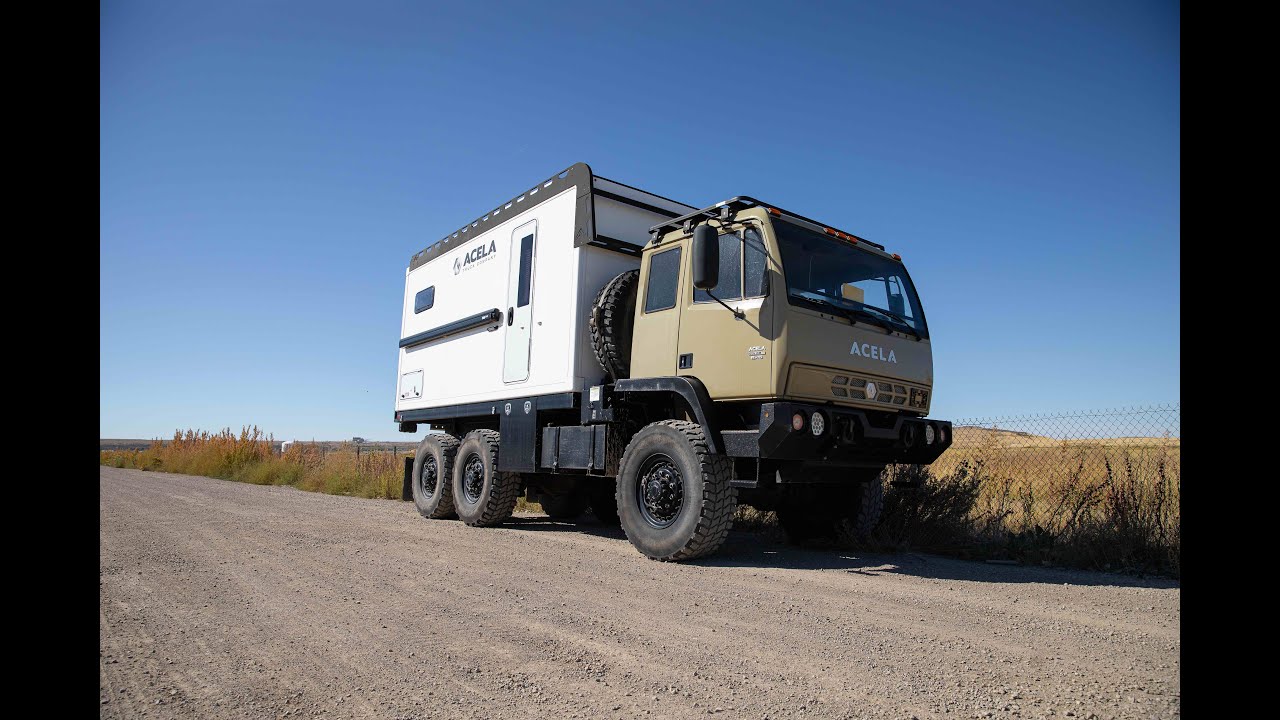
top-left (648, 196), bottom-right (886, 251)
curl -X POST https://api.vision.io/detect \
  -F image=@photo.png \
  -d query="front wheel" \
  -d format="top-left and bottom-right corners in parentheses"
top-left (777, 471), bottom-right (885, 546)
top-left (833, 476), bottom-right (885, 545)
top-left (615, 420), bottom-right (736, 561)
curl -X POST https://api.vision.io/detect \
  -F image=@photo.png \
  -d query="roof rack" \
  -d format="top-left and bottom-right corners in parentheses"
top-left (648, 196), bottom-right (886, 251)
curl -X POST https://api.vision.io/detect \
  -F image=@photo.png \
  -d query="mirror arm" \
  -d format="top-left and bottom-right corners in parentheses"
top-left (705, 291), bottom-right (745, 320)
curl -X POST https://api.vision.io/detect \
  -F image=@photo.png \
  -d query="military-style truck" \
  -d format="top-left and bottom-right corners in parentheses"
top-left (394, 163), bottom-right (952, 561)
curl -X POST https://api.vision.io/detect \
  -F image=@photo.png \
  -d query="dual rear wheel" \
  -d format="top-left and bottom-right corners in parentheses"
top-left (411, 430), bottom-right (521, 527)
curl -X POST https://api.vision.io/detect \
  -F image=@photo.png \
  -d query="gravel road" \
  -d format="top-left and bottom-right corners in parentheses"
top-left (100, 467), bottom-right (1179, 719)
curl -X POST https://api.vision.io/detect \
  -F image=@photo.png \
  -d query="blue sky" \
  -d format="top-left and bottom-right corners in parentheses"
top-left (100, 0), bottom-right (1179, 441)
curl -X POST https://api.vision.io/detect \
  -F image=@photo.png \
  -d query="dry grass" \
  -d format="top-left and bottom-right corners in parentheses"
top-left (100, 428), bottom-right (408, 500)
top-left (869, 427), bottom-right (1181, 576)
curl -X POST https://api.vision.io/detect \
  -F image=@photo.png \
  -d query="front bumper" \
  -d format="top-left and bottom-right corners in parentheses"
top-left (725, 401), bottom-right (953, 466)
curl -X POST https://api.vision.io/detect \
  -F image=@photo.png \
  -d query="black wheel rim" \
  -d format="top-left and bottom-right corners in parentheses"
top-left (462, 453), bottom-right (485, 504)
top-left (419, 455), bottom-right (438, 498)
top-left (636, 453), bottom-right (684, 529)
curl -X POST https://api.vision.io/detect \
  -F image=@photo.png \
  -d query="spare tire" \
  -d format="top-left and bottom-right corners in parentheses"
top-left (589, 269), bottom-right (640, 381)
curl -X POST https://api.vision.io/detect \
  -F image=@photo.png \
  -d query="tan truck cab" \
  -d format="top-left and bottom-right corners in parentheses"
top-left (626, 197), bottom-right (951, 470)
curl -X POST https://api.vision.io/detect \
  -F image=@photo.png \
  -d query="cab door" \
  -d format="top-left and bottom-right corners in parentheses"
top-left (503, 220), bottom-right (537, 383)
top-left (675, 224), bottom-right (774, 399)
top-left (628, 241), bottom-right (685, 379)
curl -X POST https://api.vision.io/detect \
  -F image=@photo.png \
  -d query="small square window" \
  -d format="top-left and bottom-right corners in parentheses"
top-left (414, 286), bottom-right (435, 313)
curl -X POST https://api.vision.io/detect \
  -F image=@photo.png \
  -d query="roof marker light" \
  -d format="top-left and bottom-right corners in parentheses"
top-left (767, 207), bottom-right (781, 216)
top-left (893, 253), bottom-right (902, 261)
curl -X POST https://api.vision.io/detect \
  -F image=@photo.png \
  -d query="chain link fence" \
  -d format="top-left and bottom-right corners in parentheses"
top-left (876, 404), bottom-right (1180, 574)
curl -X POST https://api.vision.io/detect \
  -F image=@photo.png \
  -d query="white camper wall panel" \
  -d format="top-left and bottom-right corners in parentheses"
top-left (396, 186), bottom-right (580, 412)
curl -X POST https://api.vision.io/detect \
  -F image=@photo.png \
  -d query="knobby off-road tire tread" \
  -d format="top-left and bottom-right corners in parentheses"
top-left (414, 433), bottom-right (459, 519)
top-left (457, 429), bottom-right (521, 527)
top-left (835, 476), bottom-right (885, 546)
top-left (589, 270), bottom-right (639, 382)
top-left (617, 420), bottom-right (737, 562)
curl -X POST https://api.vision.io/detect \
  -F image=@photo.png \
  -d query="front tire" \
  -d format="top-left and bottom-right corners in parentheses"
top-left (777, 471), bottom-right (885, 546)
top-left (615, 420), bottom-right (736, 561)
top-left (834, 476), bottom-right (885, 545)
top-left (411, 433), bottom-right (459, 519)
top-left (451, 430), bottom-right (521, 527)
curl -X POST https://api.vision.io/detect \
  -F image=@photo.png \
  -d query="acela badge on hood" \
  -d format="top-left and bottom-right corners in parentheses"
top-left (851, 342), bottom-right (897, 363)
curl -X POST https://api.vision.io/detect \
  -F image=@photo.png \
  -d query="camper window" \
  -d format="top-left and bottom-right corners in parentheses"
top-left (414, 286), bottom-right (435, 313)
top-left (516, 234), bottom-right (534, 307)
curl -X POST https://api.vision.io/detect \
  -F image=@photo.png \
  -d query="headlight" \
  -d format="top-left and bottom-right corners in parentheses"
top-left (925, 424), bottom-right (936, 445)
top-left (865, 382), bottom-right (878, 400)
top-left (810, 412), bottom-right (826, 436)
top-left (791, 412), bottom-right (805, 432)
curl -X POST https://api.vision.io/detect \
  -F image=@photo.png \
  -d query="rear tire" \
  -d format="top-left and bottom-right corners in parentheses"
top-left (539, 491), bottom-right (589, 519)
top-left (616, 420), bottom-right (736, 561)
top-left (451, 430), bottom-right (521, 527)
top-left (589, 270), bottom-right (639, 381)
top-left (411, 433), bottom-right (459, 519)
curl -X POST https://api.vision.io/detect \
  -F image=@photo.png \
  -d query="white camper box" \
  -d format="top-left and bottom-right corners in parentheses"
top-left (395, 163), bottom-right (695, 416)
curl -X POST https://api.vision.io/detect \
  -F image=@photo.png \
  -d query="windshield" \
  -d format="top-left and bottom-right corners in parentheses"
top-left (773, 220), bottom-right (928, 338)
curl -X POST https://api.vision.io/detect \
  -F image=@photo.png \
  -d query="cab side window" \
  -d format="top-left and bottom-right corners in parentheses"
top-left (694, 227), bottom-right (768, 303)
top-left (644, 246), bottom-right (682, 313)
top-left (743, 228), bottom-right (767, 298)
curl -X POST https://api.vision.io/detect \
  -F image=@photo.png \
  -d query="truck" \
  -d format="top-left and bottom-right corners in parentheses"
top-left (394, 163), bottom-right (952, 561)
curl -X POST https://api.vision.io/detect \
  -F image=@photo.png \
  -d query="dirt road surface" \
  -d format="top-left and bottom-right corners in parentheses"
top-left (100, 467), bottom-right (1179, 719)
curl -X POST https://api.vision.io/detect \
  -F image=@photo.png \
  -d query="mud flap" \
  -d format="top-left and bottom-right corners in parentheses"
top-left (402, 456), bottom-right (414, 501)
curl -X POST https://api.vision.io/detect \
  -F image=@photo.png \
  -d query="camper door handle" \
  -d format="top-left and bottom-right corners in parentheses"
top-left (507, 307), bottom-right (514, 326)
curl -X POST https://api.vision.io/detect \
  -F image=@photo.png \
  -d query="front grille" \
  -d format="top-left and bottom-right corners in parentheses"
top-left (831, 376), bottom-right (922, 407)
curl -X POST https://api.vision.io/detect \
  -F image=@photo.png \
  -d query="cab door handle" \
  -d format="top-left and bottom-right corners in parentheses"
top-left (507, 307), bottom-right (514, 326)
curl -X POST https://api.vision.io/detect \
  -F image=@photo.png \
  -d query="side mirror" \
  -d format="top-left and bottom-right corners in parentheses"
top-left (887, 281), bottom-right (906, 316)
top-left (692, 224), bottom-right (719, 290)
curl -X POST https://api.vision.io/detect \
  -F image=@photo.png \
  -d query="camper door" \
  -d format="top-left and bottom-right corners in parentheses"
top-left (503, 220), bottom-right (537, 383)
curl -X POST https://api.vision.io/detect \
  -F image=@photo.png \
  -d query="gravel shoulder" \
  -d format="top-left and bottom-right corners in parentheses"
top-left (100, 467), bottom-right (1179, 719)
